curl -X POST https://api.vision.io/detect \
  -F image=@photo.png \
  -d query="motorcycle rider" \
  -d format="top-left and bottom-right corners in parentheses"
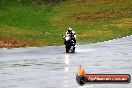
top-left (64, 27), bottom-right (76, 44)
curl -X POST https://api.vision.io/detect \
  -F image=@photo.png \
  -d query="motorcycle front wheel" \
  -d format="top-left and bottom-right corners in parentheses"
top-left (66, 47), bottom-right (69, 53)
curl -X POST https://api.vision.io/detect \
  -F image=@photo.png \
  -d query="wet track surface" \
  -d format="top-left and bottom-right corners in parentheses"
top-left (0, 36), bottom-right (132, 88)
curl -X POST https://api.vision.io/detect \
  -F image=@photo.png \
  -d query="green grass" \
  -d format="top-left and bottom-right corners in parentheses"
top-left (0, 0), bottom-right (132, 47)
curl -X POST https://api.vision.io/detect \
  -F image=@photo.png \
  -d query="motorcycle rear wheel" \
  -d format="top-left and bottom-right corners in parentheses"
top-left (72, 47), bottom-right (75, 53)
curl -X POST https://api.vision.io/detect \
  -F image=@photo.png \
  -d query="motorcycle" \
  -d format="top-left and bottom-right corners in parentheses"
top-left (64, 34), bottom-right (76, 53)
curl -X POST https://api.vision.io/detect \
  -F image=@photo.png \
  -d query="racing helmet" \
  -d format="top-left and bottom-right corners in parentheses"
top-left (67, 27), bottom-right (72, 33)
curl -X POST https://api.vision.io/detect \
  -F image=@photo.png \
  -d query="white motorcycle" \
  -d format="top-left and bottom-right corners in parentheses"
top-left (64, 34), bottom-right (75, 53)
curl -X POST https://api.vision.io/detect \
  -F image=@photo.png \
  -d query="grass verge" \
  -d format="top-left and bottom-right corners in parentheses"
top-left (0, 0), bottom-right (132, 48)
